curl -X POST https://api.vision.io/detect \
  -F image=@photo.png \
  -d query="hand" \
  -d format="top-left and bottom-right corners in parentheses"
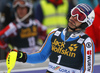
top-left (17, 51), bottom-right (27, 63)
top-left (6, 51), bottom-right (27, 73)
top-left (7, 50), bottom-right (27, 63)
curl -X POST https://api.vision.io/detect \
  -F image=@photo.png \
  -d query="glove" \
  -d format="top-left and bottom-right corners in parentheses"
top-left (7, 50), bottom-right (27, 63)
top-left (6, 50), bottom-right (27, 73)
top-left (16, 51), bottom-right (27, 63)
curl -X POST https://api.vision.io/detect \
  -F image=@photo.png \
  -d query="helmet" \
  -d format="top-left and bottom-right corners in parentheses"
top-left (13, 0), bottom-right (33, 22)
top-left (71, 3), bottom-right (95, 29)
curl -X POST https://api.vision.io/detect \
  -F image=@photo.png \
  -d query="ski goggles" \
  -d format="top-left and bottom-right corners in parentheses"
top-left (71, 7), bottom-right (87, 23)
top-left (13, 0), bottom-right (26, 8)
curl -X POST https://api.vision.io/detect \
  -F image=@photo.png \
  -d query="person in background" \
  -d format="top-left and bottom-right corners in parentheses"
top-left (0, 0), bottom-right (47, 54)
top-left (0, 0), bottom-right (8, 12)
top-left (85, 0), bottom-right (100, 53)
top-left (0, 0), bottom-right (38, 28)
top-left (0, 0), bottom-right (15, 29)
top-left (8, 3), bottom-right (95, 73)
top-left (34, 0), bottom-right (69, 35)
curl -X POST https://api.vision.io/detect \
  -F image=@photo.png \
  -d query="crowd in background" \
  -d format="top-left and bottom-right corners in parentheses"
top-left (0, 0), bottom-right (99, 60)
top-left (0, 0), bottom-right (98, 29)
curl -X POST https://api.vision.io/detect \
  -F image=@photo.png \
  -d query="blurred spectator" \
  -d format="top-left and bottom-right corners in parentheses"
top-left (32, 0), bottom-right (40, 9)
top-left (0, 0), bottom-right (39, 28)
top-left (85, 1), bottom-right (100, 53)
top-left (0, 0), bottom-right (8, 12)
top-left (0, 0), bottom-right (15, 28)
top-left (76, 0), bottom-right (98, 9)
top-left (31, 0), bottom-right (40, 18)
top-left (0, 0), bottom-right (47, 55)
top-left (34, 0), bottom-right (69, 34)
top-left (0, 0), bottom-right (14, 60)
top-left (0, 0), bottom-right (9, 29)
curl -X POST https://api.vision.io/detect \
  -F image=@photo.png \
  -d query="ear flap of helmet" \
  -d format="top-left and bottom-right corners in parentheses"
top-left (86, 10), bottom-right (95, 27)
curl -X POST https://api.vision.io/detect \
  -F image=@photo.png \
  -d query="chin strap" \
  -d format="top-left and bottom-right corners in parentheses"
top-left (67, 25), bottom-right (77, 31)
top-left (67, 23), bottom-right (87, 31)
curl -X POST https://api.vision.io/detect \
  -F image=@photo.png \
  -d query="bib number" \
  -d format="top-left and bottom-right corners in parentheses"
top-left (57, 55), bottom-right (62, 64)
top-left (28, 37), bottom-right (35, 47)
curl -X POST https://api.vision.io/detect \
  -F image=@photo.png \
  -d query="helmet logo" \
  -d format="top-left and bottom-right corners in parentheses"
top-left (80, 8), bottom-right (85, 12)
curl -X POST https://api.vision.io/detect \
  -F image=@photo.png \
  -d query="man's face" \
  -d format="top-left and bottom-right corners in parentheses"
top-left (68, 16), bottom-right (82, 29)
top-left (16, 6), bottom-right (28, 19)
